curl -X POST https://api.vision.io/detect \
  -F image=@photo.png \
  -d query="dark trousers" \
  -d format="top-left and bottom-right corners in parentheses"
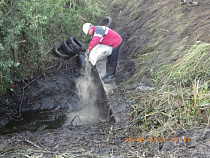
top-left (106, 44), bottom-right (121, 76)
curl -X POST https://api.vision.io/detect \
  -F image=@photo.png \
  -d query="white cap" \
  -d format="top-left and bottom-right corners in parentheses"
top-left (83, 23), bottom-right (93, 35)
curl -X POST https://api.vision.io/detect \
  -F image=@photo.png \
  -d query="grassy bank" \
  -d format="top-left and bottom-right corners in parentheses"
top-left (106, 0), bottom-right (210, 140)
top-left (123, 42), bottom-right (210, 139)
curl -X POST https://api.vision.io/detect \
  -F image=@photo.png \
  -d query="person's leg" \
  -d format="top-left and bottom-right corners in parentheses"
top-left (106, 55), bottom-right (111, 74)
top-left (109, 44), bottom-right (121, 75)
top-left (104, 44), bottom-right (121, 83)
top-left (101, 55), bottom-right (111, 80)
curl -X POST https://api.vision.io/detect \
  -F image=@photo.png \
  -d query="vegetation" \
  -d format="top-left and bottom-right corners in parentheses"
top-left (0, 0), bottom-right (104, 96)
top-left (126, 42), bottom-right (210, 139)
top-left (155, 42), bottom-right (210, 86)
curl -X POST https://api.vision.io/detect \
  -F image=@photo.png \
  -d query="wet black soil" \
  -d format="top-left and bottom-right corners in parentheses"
top-left (0, 61), bottom-right (109, 135)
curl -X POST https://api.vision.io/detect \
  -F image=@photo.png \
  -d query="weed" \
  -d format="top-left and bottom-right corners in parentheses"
top-left (154, 42), bottom-right (210, 86)
top-left (125, 41), bottom-right (210, 138)
top-left (128, 78), bottom-right (210, 138)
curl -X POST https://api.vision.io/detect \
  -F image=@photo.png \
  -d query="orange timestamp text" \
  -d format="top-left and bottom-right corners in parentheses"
top-left (125, 137), bottom-right (191, 143)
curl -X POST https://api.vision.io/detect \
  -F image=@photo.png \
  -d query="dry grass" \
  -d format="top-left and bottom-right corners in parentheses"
top-left (150, 42), bottom-right (210, 86)
top-left (127, 78), bottom-right (209, 138)
top-left (126, 42), bottom-right (210, 138)
top-left (123, 42), bottom-right (210, 139)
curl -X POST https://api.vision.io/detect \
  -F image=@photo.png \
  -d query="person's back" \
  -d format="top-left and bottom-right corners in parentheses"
top-left (88, 26), bottom-right (122, 52)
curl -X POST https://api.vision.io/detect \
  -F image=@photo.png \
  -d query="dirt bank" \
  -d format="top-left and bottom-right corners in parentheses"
top-left (109, 0), bottom-right (210, 85)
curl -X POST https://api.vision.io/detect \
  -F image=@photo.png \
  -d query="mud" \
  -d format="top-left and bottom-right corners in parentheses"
top-left (0, 60), bottom-right (109, 135)
top-left (66, 59), bottom-right (109, 125)
top-left (162, 128), bottom-right (210, 157)
top-left (0, 59), bottom-right (132, 157)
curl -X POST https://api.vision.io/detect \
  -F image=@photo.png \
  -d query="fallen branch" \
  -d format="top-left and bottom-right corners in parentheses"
top-left (24, 139), bottom-right (42, 149)
top-left (56, 59), bottom-right (63, 70)
top-left (70, 115), bottom-right (78, 125)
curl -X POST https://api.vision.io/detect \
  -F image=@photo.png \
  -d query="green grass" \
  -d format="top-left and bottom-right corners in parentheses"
top-left (127, 42), bottom-right (210, 139)
top-left (156, 42), bottom-right (210, 86)
top-left (128, 79), bottom-right (209, 138)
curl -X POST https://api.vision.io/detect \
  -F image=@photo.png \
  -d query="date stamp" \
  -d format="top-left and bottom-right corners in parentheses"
top-left (125, 137), bottom-right (191, 143)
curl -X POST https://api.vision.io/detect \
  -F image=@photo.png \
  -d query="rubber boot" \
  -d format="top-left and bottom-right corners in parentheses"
top-left (103, 75), bottom-right (115, 83)
top-left (180, 0), bottom-right (186, 5)
top-left (101, 73), bottom-right (109, 80)
top-left (189, 0), bottom-right (198, 6)
top-left (103, 67), bottom-right (115, 83)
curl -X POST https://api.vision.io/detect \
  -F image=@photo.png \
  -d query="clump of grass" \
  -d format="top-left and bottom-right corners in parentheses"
top-left (123, 41), bottom-right (209, 140)
top-left (128, 79), bottom-right (209, 138)
top-left (130, 80), bottom-right (210, 137)
top-left (119, 41), bottom-right (210, 153)
top-left (127, 42), bottom-right (210, 137)
top-left (156, 41), bottom-right (210, 86)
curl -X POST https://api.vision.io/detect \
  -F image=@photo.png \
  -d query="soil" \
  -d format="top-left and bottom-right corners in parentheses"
top-left (1, 0), bottom-right (210, 157)
top-left (111, 0), bottom-right (210, 85)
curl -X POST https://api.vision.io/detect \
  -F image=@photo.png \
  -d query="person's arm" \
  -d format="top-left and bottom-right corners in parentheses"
top-left (88, 36), bottom-right (101, 51)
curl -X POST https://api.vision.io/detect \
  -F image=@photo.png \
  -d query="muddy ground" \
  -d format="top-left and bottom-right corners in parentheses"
top-left (1, 74), bottom-right (209, 157)
top-left (0, 58), bottom-right (132, 157)
top-left (1, 0), bottom-right (210, 157)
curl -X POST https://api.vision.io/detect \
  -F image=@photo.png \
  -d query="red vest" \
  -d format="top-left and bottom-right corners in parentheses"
top-left (88, 26), bottom-right (122, 51)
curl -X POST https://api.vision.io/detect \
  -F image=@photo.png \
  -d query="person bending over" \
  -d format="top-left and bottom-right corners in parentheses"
top-left (83, 23), bottom-right (122, 83)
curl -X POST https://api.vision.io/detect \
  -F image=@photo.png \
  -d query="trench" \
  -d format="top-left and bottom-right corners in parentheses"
top-left (0, 59), bottom-right (111, 135)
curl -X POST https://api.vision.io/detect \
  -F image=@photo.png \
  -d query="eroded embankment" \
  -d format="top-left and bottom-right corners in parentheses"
top-left (104, 0), bottom-right (210, 157)
top-left (108, 0), bottom-right (210, 85)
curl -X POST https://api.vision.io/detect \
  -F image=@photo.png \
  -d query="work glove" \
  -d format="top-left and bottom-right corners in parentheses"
top-left (85, 52), bottom-right (89, 58)
top-left (85, 49), bottom-right (90, 58)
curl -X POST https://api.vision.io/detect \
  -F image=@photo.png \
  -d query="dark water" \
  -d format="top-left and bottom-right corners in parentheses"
top-left (0, 90), bottom-right (108, 135)
top-left (0, 108), bottom-right (67, 135)
top-left (0, 100), bottom-right (109, 135)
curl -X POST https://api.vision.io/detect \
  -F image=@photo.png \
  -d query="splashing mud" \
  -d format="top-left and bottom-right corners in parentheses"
top-left (66, 58), bottom-right (108, 125)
